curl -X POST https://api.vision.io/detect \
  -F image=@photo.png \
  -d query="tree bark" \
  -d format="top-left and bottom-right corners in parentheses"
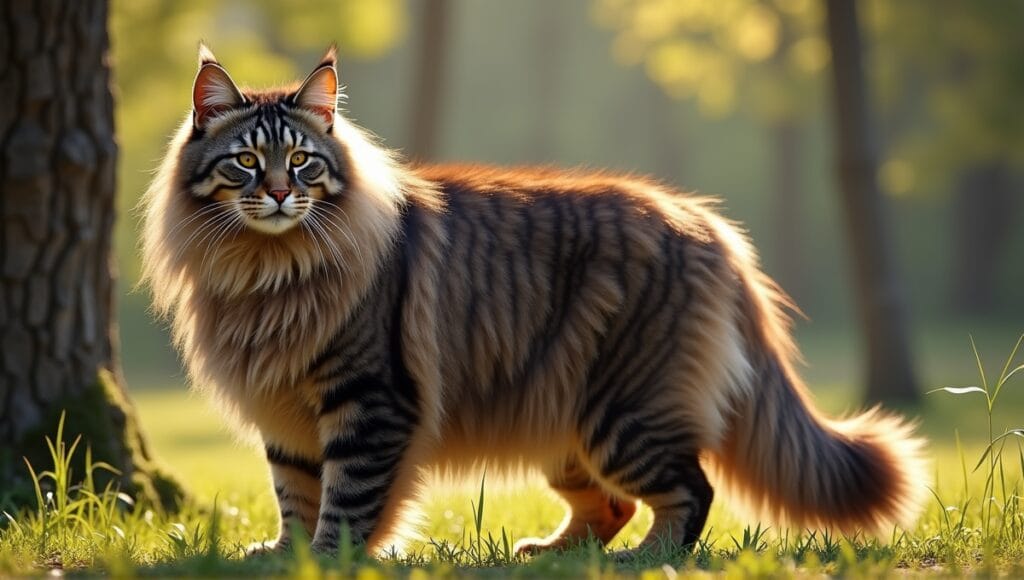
top-left (823, 0), bottom-right (919, 404)
top-left (407, 0), bottom-right (451, 162)
top-left (0, 0), bottom-right (181, 509)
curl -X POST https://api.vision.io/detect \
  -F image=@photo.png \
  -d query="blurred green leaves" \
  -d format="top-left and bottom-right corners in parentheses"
top-left (595, 0), bottom-right (1024, 197)
top-left (593, 0), bottom-right (827, 120)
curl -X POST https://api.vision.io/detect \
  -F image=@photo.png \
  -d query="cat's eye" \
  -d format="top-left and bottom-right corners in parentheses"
top-left (237, 153), bottom-right (258, 169)
top-left (290, 151), bottom-right (308, 166)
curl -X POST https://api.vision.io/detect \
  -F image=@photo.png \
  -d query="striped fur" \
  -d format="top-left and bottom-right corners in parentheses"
top-left (141, 50), bottom-right (928, 556)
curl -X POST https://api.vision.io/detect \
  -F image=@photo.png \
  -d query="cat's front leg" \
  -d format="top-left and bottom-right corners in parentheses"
top-left (310, 375), bottom-right (418, 554)
top-left (248, 442), bottom-right (322, 555)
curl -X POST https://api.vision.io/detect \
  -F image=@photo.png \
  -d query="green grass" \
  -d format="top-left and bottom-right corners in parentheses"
top-left (1, 337), bottom-right (1023, 577)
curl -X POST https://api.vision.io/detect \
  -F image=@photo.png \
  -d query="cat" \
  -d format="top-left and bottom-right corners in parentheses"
top-left (141, 45), bottom-right (927, 557)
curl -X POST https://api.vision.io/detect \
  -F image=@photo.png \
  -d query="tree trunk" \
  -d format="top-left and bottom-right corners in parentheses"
top-left (951, 161), bottom-right (1016, 313)
top-left (823, 0), bottom-right (919, 404)
top-left (0, 0), bottom-right (182, 509)
top-left (770, 119), bottom-right (805, 303)
top-left (407, 0), bottom-right (451, 162)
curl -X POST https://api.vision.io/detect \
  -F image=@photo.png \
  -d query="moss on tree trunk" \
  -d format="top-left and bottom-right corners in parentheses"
top-left (2, 370), bottom-right (184, 511)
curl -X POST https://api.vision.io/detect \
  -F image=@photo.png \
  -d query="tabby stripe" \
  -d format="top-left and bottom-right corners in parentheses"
top-left (517, 197), bottom-right (565, 374)
top-left (504, 249), bottom-right (519, 349)
top-left (480, 199), bottom-right (499, 295)
top-left (599, 265), bottom-right (684, 402)
top-left (299, 164), bottom-right (325, 182)
top-left (320, 375), bottom-right (386, 417)
top-left (583, 233), bottom-right (678, 403)
top-left (326, 484), bottom-right (387, 511)
top-left (308, 151), bottom-right (345, 183)
top-left (313, 332), bottom-right (378, 382)
top-left (276, 492), bottom-right (319, 511)
top-left (582, 332), bottom-right (674, 443)
top-left (579, 259), bottom-right (660, 422)
top-left (323, 432), bottom-right (409, 461)
top-left (521, 202), bottom-right (536, 285)
top-left (459, 202), bottom-right (480, 350)
top-left (612, 203), bottom-right (630, 292)
top-left (265, 446), bottom-right (322, 479)
top-left (318, 500), bottom-right (384, 535)
top-left (344, 453), bottom-right (403, 480)
top-left (603, 427), bottom-right (690, 476)
top-left (389, 206), bottom-right (421, 410)
top-left (339, 403), bottom-right (415, 434)
top-left (188, 153), bottom-right (238, 185)
top-left (207, 183), bottom-right (246, 197)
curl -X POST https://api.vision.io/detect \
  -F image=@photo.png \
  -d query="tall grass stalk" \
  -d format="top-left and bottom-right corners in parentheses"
top-left (931, 334), bottom-right (1024, 545)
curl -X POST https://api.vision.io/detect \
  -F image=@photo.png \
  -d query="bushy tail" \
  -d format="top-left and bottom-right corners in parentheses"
top-left (711, 235), bottom-right (929, 532)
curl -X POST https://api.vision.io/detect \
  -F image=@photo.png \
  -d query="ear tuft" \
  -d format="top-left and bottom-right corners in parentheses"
top-left (198, 42), bottom-right (218, 66)
top-left (292, 64), bottom-right (338, 129)
top-left (319, 44), bottom-right (338, 68)
top-left (192, 63), bottom-right (245, 128)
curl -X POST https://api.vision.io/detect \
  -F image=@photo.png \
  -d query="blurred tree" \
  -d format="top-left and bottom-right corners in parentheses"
top-left (593, 0), bottom-right (831, 302)
top-left (0, 0), bottom-right (181, 508)
top-left (950, 163), bottom-right (1016, 313)
top-left (824, 0), bottom-right (918, 403)
top-left (868, 0), bottom-right (1024, 313)
top-left (409, 0), bottom-right (452, 161)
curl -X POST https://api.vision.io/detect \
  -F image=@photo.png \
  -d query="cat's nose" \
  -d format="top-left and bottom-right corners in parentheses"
top-left (269, 189), bottom-right (290, 204)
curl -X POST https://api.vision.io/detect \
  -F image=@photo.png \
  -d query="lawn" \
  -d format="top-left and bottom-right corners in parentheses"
top-left (1, 331), bottom-right (1022, 577)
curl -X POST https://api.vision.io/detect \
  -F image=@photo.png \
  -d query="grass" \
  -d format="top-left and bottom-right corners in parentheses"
top-left (1, 336), bottom-right (1023, 577)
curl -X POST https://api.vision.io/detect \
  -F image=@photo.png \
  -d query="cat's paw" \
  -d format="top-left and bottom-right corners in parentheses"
top-left (308, 539), bottom-right (339, 557)
top-left (513, 536), bottom-right (578, 556)
top-left (245, 538), bottom-right (291, 557)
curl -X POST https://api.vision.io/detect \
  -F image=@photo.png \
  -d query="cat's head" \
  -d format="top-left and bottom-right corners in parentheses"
top-left (181, 44), bottom-right (347, 235)
top-left (143, 45), bottom-right (407, 306)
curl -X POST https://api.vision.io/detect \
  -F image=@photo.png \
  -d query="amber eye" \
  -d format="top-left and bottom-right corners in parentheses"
top-left (237, 152), bottom-right (258, 169)
top-left (290, 151), bottom-right (308, 166)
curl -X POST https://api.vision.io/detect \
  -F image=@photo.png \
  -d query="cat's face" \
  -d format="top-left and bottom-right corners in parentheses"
top-left (181, 47), bottom-right (347, 236)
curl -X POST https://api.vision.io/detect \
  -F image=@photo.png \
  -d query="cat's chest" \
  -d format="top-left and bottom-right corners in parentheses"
top-left (195, 287), bottom-right (345, 393)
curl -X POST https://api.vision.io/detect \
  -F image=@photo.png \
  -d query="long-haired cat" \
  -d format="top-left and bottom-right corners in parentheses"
top-left (141, 46), bottom-right (927, 556)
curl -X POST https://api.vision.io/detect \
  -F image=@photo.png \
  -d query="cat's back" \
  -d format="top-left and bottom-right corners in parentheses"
top-left (402, 164), bottom-right (732, 427)
top-left (409, 163), bottom-right (721, 266)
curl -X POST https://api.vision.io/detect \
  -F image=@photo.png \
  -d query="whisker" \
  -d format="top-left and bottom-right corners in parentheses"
top-left (309, 201), bottom-right (363, 264)
top-left (304, 212), bottom-right (347, 283)
top-left (200, 213), bottom-right (243, 280)
top-left (167, 200), bottom-right (235, 237)
top-left (173, 210), bottom-right (237, 264)
top-left (177, 209), bottom-right (238, 265)
top-left (300, 220), bottom-right (331, 282)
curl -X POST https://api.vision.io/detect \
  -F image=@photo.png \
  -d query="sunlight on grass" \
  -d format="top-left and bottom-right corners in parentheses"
top-left (1, 337), bottom-right (1022, 577)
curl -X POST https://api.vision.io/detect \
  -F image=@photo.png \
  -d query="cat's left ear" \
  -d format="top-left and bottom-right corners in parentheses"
top-left (292, 46), bottom-right (338, 130)
top-left (192, 44), bottom-right (245, 128)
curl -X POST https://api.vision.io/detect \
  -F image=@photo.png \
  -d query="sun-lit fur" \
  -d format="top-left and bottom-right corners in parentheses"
top-left (142, 49), bottom-right (928, 557)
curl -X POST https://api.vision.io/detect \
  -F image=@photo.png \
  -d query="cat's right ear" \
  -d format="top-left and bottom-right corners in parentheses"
top-left (192, 47), bottom-right (245, 128)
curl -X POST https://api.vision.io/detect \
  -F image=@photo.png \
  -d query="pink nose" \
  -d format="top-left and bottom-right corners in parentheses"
top-left (269, 189), bottom-right (290, 203)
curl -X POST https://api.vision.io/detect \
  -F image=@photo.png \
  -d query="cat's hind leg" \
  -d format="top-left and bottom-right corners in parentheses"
top-left (514, 458), bottom-right (636, 554)
top-left (580, 407), bottom-right (713, 556)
